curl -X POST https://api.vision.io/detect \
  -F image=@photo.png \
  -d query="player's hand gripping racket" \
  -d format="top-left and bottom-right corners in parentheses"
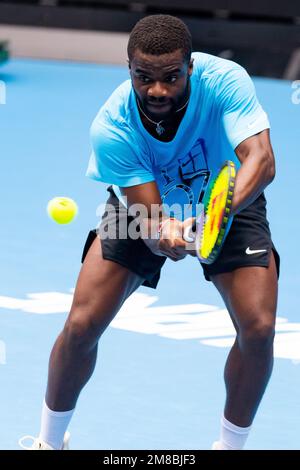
top-left (184, 160), bottom-right (236, 264)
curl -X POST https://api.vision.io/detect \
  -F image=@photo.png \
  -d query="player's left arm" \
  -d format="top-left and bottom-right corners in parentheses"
top-left (220, 65), bottom-right (275, 214)
top-left (232, 128), bottom-right (275, 214)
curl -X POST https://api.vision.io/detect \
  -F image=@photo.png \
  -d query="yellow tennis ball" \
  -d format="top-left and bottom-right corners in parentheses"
top-left (47, 197), bottom-right (78, 224)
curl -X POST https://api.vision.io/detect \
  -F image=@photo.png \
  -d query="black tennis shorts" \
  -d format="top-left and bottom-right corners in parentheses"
top-left (82, 186), bottom-right (280, 289)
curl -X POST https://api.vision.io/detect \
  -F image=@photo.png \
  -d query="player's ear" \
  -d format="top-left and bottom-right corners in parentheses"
top-left (127, 59), bottom-right (131, 70)
top-left (188, 58), bottom-right (194, 76)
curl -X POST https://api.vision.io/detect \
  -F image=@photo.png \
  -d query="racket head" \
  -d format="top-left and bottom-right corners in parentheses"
top-left (195, 160), bottom-right (236, 264)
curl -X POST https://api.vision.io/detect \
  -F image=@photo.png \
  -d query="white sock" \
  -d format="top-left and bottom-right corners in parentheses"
top-left (218, 415), bottom-right (252, 450)
top-left (39, 399), bottom-right (75, 450)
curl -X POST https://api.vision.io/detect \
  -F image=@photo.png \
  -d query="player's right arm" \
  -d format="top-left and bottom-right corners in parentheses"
top-left (120, 182), bottom-right (191, 261)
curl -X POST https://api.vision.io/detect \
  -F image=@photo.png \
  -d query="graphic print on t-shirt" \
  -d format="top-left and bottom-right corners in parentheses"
top-left (159, 138), bottom-right (211, 220)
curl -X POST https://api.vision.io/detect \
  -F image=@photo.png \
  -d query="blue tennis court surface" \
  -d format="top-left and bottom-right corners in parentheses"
top-left (0, 58), bottom-right (299, 449)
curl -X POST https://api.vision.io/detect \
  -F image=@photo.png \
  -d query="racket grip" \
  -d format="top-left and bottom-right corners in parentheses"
top-left (183, 223), bottom-right (196, 243)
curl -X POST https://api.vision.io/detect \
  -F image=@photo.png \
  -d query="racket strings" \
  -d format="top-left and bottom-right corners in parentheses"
top-left (198, 162), bottom-right (236, 262)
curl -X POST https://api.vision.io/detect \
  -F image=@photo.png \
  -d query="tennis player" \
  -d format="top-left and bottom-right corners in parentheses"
top-left (20, 15), bottom-right (279, 450)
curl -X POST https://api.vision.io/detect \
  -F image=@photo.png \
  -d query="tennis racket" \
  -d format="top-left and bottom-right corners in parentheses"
top-left (184, 160), bottom-right (236, 264)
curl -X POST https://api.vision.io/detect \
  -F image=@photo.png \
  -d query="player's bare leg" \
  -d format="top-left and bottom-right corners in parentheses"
top-left (46, 236), bottom-right (144, 411)
top-left (211, 252), bottom-right (278, 448)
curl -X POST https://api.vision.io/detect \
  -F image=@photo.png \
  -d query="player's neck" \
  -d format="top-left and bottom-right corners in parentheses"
top-left (140, 109), bottom-right (186, 142)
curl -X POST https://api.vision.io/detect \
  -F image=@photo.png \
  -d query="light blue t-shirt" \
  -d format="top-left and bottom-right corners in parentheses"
top-left (86, 52), bottom-right (270, 218)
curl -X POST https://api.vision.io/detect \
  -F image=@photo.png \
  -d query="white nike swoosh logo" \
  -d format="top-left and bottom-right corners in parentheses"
top-left (247, 113), bottom-right (268, 129)
top-left (245, 247), bottom-right (267, 255)
top-left (248, 120), bottom-right (260, 129)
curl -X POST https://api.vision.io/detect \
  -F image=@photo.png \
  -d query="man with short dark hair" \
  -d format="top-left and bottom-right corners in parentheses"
top-left (20, 14), bottom-right (279, 450)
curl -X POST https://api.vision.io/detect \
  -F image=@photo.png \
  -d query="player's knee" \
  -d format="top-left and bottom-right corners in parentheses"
top-left (63, 317), bottom-right (96, 351)
top-left (64, 306), bottom-right (107, 351)
top-left (240, 316), bottom-right (275, 353)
